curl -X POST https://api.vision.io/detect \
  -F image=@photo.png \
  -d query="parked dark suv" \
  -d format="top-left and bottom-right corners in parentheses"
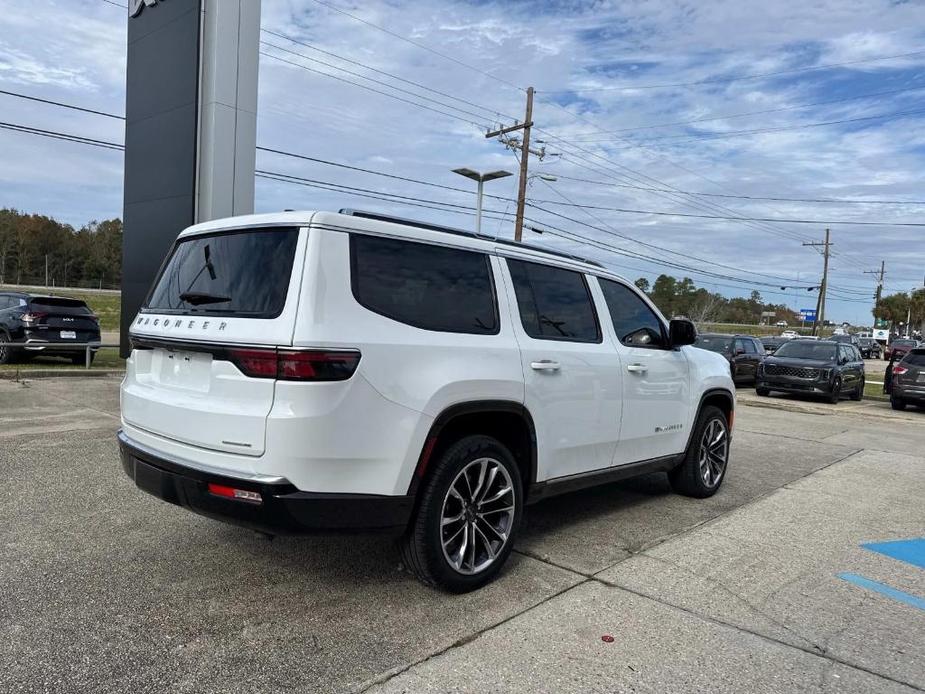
top-left (857, 337), bottom-right (882, 359)
top-left (756, 339), bottom-right (864, 403)
top-left (694, 333), bottom-right (764, 384)
top-left (889, 348), bottom-right (925, 410)
top-left (0, 292), bottom-right (101, 365)
top-left (885, 338), bottom-right (918, 362)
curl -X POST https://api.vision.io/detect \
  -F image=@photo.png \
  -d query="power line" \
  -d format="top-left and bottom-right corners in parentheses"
top-left (525, 196), bottom-right (925, 227)
top-left (578, 106), bottom-right (925, 145)
top-left (0, 89), bottom-right (125, 120)
top-left (0, 121), bottom-right (124, 151)
top-left (569, 84), bottom-right (925, 136)
top-left (539, 48), bottom-right (925, 93)
top-left (548, 173), bottom-right (925, 206)
top-left (259, 50), bottom-right (489, 130)
top-left (306, 0), bottom-right (525, 93)
top-left (260, 28), bottom-right (516, 124)
top-left (260, 40), bottom-right (498, 125)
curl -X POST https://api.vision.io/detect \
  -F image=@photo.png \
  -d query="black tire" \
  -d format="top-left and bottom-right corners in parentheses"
top-left (0, 330), bottom-right (16, 365)
top-left (668, 405), bottom-right (729, 499)
top-left (756, 387), bottom-right (770, 396)
top-left (891, 397), bottom-right (907, 411)
top-left (400, 435), bottom-right (523, 593)
top-left (851, 378), bottom-right (864, 401)
top-left (828, 377), bottom-right (842, 404)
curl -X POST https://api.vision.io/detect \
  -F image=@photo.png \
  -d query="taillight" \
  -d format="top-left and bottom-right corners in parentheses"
top-left (228, 348), bottom-right (278, 378)
top-left (893, 366), bottom-right (908, 376)
top-left (21, 311), bottom-right (48, 323)
top-left (227, 348), bottom-right (360, 381)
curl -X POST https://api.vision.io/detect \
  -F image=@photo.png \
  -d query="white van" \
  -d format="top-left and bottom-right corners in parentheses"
top-left (119, 210), bottom-right (735, 591)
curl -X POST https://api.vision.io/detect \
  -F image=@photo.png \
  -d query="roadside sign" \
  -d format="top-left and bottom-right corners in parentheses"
top-left (799, 308), bottom-right (817, 321)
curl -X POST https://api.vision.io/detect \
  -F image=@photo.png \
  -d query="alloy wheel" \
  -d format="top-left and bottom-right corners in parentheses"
top-left (440, 457), bottom-right (516, 575)
top-left (698, 418), bottom-right (728, 488)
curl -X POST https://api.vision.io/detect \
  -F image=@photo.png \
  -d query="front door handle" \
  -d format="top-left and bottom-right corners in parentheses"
top-left (626, 363), bottom-right (648, 373)
top-left (530, 360), bottom-right (561, 371)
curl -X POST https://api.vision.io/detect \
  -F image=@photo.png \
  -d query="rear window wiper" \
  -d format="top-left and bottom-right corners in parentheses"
top-left (178, 291), bottom-right (231, 306)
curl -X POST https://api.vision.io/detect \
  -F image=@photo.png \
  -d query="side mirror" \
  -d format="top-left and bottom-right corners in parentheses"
top-left (669, 318), bottom-right (696, 347)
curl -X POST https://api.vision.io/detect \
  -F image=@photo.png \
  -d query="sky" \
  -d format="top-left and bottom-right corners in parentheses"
top-left (1, 0), bottom-right (924, 324)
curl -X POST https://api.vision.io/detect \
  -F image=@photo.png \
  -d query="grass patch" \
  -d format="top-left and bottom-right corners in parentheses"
top-left (0, 286), bottom-right (121, 332)
top-left (864, 381), bottom-right (888, 399)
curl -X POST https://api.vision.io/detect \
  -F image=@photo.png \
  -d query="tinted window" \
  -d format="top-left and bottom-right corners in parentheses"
top-left (695, 334), bottom-right (732, 354)
top-left (507, 259), bottom-right (600, 342)
top-left (0, 296), bottom-right (10, 310)
top-left (903, 351), bottom-right (925, 366)
top-left (147, 228), bottom-right (299, 318)
top-left (775, 341), bottom-right (837, 361)
top-left (598, 279), bottom-right (665, 347)
top-left (29, 297), bottom-right (92, 315)
top-left (737, 338), bottom-right (758, 354)
top-left (351, 235), bottom-right (498, 334)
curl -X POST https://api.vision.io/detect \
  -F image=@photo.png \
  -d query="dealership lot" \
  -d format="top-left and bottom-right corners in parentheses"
top-left (1, 377), bottom-right (923, 694)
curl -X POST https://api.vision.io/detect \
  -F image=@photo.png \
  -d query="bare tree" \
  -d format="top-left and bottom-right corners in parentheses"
top-left (690, 293), bottom-right (723, 329)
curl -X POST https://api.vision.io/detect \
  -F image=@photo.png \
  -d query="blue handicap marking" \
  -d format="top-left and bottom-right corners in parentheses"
top-left (838, 573), bottom-right (925, 611)
top-left (837, 538), bottom-right (925, 611)
top-left (861, 538), bottom-right (925, 570)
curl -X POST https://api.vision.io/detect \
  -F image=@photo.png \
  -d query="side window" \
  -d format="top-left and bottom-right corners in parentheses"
top-left (350, 234), bottom-right (498, 334)
top-left (0, 296), bottom-right (10, 310)
top-left (506, 259), bottom-right (601, 343)
top-left (743, 339), bottom-right (758, 354)
top-left (597, 278), bottom-right (666, 348)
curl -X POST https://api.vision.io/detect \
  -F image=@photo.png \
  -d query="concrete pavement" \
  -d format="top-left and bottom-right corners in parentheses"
top-left (1, 377), bottom-right (923, 693)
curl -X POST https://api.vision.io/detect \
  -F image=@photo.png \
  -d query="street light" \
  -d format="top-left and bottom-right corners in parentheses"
top-left (452, 168), bottom-right (512, 235)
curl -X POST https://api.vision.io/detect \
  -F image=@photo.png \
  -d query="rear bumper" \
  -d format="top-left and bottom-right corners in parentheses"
top-left (894, 386), bottom-right (925, 403)
top-left (118, 431), bottom-right (413, 535)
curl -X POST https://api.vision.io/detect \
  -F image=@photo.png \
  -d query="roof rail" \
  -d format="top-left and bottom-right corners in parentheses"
top-left (339, 209), bottom-right (603, 268)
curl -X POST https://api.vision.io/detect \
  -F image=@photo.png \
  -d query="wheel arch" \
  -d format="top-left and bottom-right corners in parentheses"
top-left (684, 388), bottom-right (735, 454)
top-left (406, 400), bottom-right (537, 501)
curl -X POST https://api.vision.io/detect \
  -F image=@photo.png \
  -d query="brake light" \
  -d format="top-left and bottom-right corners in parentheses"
top-left (21, 312), bottom-right (48, 323)
top-left (227, 348), bottom-right (361, 381)
top-left (207, 483), bottom-right (262, 503)
top-left (893, 366), bottom-right (909, 376)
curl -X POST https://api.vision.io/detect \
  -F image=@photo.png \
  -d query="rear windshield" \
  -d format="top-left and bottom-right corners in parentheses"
top-left (146, 228), bottom-right (299, 318)
top-left (902, 351), bottom-right (925, 366)
top-left (774, 341), bottom-right (837, 361)
top-left (892, 339), bottom-right (916, 348)
top-left (29, 297), bottom-right (91, 314)
top-left (695, 335), bottom-right (732, 354)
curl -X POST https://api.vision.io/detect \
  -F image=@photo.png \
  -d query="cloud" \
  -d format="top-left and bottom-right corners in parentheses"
top-left (2, 0), bottom-right (924, 323)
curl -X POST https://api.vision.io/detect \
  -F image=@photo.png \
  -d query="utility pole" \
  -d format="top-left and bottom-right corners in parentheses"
top-left (486, 86), bottom-right (535, 242)
top-left (864, 260), bottom-right (885, 326)
top-left (803, 228), bottom-right (832, 336)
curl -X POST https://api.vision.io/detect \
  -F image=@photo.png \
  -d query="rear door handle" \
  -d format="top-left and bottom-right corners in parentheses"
top-left (626, 363), bottom-right (648, 373)
top-left (530, 360), bottom-right (560, 371)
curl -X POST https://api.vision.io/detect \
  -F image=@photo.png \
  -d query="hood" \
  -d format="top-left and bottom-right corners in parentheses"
top-left (763, 356), bottom-right (834, 369)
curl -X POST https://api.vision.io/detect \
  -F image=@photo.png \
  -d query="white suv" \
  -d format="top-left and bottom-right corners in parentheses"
top-left (119, 210), bottom-right (735, 591)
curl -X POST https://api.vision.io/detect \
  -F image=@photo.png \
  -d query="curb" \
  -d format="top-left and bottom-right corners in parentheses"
top-left (740, 397), bottom-right (912, 422)
top-left (0, 369), bottom-right (125, 381)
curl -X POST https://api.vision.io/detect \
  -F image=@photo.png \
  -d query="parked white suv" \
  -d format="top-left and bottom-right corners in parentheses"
top-left (119, 210), bottom-right (735, 591)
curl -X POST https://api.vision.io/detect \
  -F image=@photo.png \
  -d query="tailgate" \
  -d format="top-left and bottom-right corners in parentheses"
top-left (122, 344), bottom-right (275, 456)
top-left (122, 225), bottom-right (307, 458)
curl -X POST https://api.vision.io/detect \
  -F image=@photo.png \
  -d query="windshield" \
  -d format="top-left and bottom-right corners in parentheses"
top-left (695, 335), bottom-right (733, 354)
top-left (146, 228), bottom-right (299, 317)
top-left (774, 341), bottom-right (837, 361)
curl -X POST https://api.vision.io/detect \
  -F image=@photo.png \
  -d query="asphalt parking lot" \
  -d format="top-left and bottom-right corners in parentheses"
top-left (1, 377), bottom-right (923, 693)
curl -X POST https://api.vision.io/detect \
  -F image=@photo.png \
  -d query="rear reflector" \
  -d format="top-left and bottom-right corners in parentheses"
top-left (228, 348), bottom-right (360, 381)
top-left (207, 483), bottom-right (262, 503)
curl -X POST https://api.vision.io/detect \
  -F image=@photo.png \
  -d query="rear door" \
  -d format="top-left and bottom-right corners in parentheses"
top-left (502, 258), bottom-right (622, 480)
top-left (596, 278), bottom-right (690, 464)
top-left (733, 338), bottom-right (760, 381)
top-left (122, 225), bottom-right (306, 456)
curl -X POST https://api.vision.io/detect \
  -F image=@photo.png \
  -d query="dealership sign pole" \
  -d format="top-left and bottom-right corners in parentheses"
top-left (120, 0), bottom-right (261, 355)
